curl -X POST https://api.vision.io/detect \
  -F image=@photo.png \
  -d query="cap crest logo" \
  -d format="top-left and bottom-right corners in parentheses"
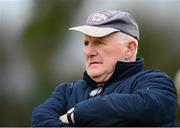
top-left (89, 12), bottom-right (108, 23)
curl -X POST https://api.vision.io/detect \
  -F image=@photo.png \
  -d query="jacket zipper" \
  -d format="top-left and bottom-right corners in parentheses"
top-left (89, 84), bottom-right (104, 97)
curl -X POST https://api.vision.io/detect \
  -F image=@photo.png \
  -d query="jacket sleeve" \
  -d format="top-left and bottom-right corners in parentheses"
top-left (73, 74), bottom-right (177, 126)
top-left (31, 83), bottom-right (72, 127)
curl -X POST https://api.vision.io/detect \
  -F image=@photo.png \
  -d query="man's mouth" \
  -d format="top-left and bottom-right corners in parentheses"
top-left (89, 62), bottom-right (103, 66)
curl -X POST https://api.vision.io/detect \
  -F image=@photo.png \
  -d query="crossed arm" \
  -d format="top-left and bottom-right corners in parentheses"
top-left (32, 77), bottom-right (176, 126)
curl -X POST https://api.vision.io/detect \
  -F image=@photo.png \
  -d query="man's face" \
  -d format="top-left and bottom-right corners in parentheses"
top-left (83, 34), bottom-right (128, 83)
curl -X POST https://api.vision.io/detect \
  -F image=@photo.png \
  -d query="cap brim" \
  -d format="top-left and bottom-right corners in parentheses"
top-left (69, 25), bottom-right (120, 37)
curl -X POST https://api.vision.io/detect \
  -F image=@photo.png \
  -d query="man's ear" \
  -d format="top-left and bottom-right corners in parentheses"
top-left (124, 41), bottom-right (137, 61)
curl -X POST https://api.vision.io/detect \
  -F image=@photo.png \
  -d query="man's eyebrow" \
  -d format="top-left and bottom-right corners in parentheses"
top-left (96, 38), bottom-right (107, 43)
top-left (83, 37), bottom-right (106, 43)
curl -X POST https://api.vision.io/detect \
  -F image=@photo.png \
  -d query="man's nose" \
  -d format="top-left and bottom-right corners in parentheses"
top-left (84, 45), bottom-right (97, 57)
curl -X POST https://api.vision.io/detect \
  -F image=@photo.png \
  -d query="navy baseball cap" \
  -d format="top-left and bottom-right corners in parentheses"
top-left (69, 10), bottom-right (139, 40)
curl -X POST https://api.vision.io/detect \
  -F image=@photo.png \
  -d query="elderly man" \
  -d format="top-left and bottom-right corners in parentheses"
top-left (32, 10), bottom-right (177, 126)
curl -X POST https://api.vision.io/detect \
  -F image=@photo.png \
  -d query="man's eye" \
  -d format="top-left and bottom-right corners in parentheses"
top-left (98, 41), bottom-right (102, 44)
top-left (96, 41), bottom-right (104, 45)
top-left (84, 41), bottom-right (89, 46)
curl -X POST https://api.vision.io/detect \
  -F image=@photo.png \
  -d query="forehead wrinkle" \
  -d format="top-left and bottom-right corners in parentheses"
top-left (84, 35), bottom-right (101, 43)
top-left (84, 35), bottom-right (114, 44)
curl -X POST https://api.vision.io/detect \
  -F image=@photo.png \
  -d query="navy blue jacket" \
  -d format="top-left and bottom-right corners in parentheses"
top-left (32, 58), bottom-right (177, 126)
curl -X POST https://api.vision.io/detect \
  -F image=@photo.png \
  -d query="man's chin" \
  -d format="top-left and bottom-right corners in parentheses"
top-left (87, 69), bottom-right (114, 83)
top-left (89, 73), bottom-right (101, 79)
top-left (87, 70), bottom-right (102, 77)
top-left (87, 71), bottom-right (106, 82)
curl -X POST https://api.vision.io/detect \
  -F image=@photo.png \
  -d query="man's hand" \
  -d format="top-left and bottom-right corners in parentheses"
top-left (59, 108), bottom-right (75, 124)
top-left (59, 113), bottom-right (69, 124)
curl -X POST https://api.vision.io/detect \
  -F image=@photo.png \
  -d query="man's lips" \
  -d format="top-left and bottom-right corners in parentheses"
top-left (89, 62), bottom-right (103, 66)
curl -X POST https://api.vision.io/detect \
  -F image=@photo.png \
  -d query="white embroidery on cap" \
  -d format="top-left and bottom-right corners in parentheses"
top-left (90, 12), bottom-right (108, 23)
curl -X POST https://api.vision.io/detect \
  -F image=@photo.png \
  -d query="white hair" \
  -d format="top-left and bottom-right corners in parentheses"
top-left (110, 31), bottom-right (138, 61)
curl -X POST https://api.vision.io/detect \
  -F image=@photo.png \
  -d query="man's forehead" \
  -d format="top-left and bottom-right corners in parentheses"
top-left (84, 34), bottom-right (114, 42)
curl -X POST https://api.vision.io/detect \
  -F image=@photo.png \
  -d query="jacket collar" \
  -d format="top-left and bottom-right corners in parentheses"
top-left (83, 57), bottom-right (144, 88)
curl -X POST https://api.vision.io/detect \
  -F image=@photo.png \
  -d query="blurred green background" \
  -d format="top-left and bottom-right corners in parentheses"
top-left (0, 0), bottom-right (180, 126)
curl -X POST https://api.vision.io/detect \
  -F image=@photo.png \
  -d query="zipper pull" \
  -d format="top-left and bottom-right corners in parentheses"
top-left (89, 84), bottom-right (103, 97)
